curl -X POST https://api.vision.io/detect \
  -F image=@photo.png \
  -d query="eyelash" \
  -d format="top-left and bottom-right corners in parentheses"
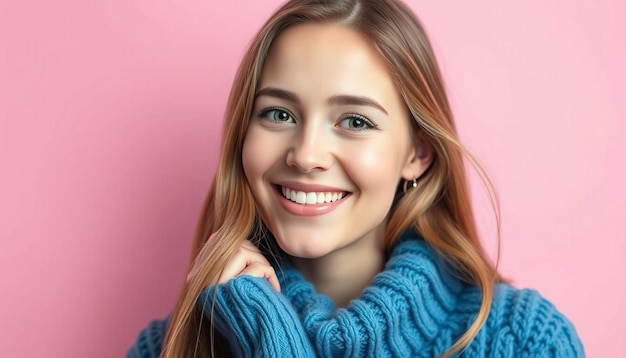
top-left (256, 107), bottom-right (295, 123)
top-left (255, 106), bottom-right (378, 132)
top-left (338, 114), bottom-right (377, 131)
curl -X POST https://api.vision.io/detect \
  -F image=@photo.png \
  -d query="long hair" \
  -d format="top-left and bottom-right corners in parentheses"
top-left (162, 0), bottom-right (503, 356)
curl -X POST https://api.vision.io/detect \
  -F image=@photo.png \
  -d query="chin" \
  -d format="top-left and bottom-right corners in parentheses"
top-left (271, 230), bottom-right (337, 259)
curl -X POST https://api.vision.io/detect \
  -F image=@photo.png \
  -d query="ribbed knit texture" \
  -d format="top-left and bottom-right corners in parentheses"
top-left (127, 317), bottom-right (168, 358)
top-left (127, 232), bottom-right (585, 357)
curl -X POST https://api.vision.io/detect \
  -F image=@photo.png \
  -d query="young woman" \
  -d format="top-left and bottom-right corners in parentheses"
top-left (129, 0), bottom-right (584, 356)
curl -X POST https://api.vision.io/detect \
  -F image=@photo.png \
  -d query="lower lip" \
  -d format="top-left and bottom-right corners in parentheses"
top-left (274, 187), bottom-right (349, 216)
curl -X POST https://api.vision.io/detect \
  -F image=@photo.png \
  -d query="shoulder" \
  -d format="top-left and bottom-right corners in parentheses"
top-left (126, 316), bottom-right (170, 358)
top-left (482, 284), bottom-right (585, 357)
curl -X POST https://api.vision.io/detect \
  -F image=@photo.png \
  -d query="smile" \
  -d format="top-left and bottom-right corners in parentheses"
top-left (280, 186), bottom-right (348, 205)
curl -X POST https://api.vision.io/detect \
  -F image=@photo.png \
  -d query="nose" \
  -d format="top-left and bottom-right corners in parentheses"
top-left (286, 122), bottom-right (332, 173)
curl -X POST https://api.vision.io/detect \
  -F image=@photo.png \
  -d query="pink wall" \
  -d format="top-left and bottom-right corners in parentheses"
top-left (1, 0), bottom-right (623, 356)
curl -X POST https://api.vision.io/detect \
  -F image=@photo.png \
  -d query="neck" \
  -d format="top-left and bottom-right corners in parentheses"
top-left (288, 227), bottom-right (386, 308)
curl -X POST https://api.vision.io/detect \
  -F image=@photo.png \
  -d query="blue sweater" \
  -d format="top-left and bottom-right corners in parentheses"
top-left (128, 233), bottom-right (584, 357)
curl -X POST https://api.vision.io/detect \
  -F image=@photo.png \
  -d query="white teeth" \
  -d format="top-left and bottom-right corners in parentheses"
top-left (281, 186), bottom-right (346, 205)
top-left (296, 191), bottom-right (306, 204)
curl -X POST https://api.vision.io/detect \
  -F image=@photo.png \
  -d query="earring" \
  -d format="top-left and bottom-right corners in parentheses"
top-left (403, 177), bottom-right (418, 193)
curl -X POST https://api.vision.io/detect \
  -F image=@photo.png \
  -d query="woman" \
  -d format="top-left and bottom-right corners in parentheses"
top-left (129, 0), bottom-right (584, 356)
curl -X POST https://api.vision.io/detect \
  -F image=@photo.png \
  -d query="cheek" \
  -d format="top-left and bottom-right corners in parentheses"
top-left (241, 132), bottom-right (262, 186)
top-left (242, 127), bottom-right (283, 188)
top-left (345, 140), bottom-right (406, 193)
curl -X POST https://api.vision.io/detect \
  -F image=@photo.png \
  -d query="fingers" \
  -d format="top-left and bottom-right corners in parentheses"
top-left (217, 240), bottom-right (281, 292)
top-left (238, 262), bottom-right (281, 293)
top-left (187, 235), bottom-right (281, 292)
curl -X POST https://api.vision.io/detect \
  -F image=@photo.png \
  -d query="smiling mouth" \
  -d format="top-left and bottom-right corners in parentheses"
top-left (278, 185), bottom-right (350, 205)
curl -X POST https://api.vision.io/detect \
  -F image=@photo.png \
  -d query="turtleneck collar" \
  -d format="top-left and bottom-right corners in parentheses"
top-left (268, 231), bottom-right (465, 356)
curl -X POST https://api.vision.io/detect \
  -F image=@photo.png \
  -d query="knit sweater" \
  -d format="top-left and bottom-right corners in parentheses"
top-left (128, 232), bottom-right (584, 357)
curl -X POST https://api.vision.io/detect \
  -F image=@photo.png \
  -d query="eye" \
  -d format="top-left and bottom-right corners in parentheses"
top-left (339, 115), bottom-right (376, 131)
top-left (259, 108), bottom-right (295, 123)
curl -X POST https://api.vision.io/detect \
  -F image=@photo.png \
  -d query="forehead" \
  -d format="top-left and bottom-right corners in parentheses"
top-left (259, 23), bottom-right (400, 104)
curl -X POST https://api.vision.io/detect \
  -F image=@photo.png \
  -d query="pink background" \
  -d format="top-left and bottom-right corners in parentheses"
top-left (1, 0), bottom-right (624, 356)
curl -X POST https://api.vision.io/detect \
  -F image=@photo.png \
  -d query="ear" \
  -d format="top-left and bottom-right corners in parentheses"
top-left (401, 131), bottom-right (434, 181)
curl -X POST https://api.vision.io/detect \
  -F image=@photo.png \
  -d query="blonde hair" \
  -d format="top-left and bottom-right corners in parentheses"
top-left (162, 0), bottom-right (503, 356)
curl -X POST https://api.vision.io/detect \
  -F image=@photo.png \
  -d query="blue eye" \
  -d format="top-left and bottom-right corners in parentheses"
top-left (260, 108), bottom-right (294, 123)
top-left (339, 115), bottom-right (375, 131)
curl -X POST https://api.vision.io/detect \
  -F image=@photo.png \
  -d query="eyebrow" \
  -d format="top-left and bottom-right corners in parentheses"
top-left (255, 87), bottom-right (388, 115)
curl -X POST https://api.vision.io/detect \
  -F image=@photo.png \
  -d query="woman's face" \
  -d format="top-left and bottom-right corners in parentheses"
top-left (242, 23), bottom-right (430, 259)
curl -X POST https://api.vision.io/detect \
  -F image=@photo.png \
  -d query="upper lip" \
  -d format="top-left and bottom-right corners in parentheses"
top-left (274, 181), bottom-right (350, 193)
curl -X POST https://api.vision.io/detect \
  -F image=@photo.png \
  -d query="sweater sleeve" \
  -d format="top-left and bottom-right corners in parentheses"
top-left (200, 275), bottom-right (315, 357)
top-left (513, 288), bottom-right (585, 358)
top-left (126, 317), bottom-right (169, 358)
top-left (542, 318), bottom-right (585, 358)
top-left (480, 285), bottom-right (585, 358)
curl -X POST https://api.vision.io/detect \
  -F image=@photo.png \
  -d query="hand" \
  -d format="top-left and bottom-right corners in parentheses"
top-left (186, 233), bottom-right (281, 292)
